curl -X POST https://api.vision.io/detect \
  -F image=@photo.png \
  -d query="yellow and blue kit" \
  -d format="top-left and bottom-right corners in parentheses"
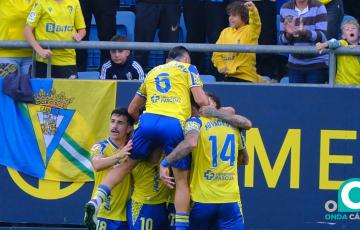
top-left (26, 0), bottom-right (85, 65)
top-left (334, 40), bottom-right (360, 85)
top-left (127, 160), bottom-right (172, 230)
top-left (131, 60), bottom-right (203, 169)
top-left (90, 138), bottom-right (131, 230)
top-left (185, 116), bottom-right (245, 230)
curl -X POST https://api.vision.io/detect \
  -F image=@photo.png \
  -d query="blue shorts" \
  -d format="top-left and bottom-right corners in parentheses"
top-left (127, 199), bottom-right (169, 230)
top-left (190, 202), bottom-right (244, 230)
top-left (131, 113), bottom-right (190, 170)
top-left (97, 217), bottom-right (129, 230)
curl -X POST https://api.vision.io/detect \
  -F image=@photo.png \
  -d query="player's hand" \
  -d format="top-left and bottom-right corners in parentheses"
top-left (199, 106), bottom-right (217, 117)
top-left (244, 1), bottom-right (255, 10)
top-left (316, 42), bottom-right (328, 54)
top-left (123, 139), bottom-right (133, 153)
top-left (37, 48), bottom-right (52, 59)
top-left (349, 44), bottom-right (358, 48)
top-left (160, 164), bottom-right (175, 189)
top-left (72, 33), bottom-right (83, 42)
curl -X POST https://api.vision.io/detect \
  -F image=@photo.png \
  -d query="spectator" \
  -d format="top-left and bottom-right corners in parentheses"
top-left (24, 0), bottom-right (86, 79)
top-left (76, 0), bottom-right (118, 71)
top-left (212, 1), bottom-right (264, 83)
top-left (134, 0), bottom-right (181, 71)
top-left (316, 18), bottom-right (360, 85)
top-left (279, 0), bottom-right (328, 84)
top-left (183, 0), bottom-right (229, 77)
top-left (99, 35), bottom-right (145, 81)
top-left (319, 0), bottom-right (344, 39)
top-left (0, 0), bottom-right (35, 77)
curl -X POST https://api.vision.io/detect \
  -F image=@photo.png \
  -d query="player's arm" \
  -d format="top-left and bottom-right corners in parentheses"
top-left (191, 87), bottom-right (209, 107)
top-left (162, 130), bottom-right (199, 166)
top-left (91, 140), bottom-right (132, 171)
top-left (199, 106), bottom-right (252, 130)
top-left (128, 94), bottom-right (146, 121)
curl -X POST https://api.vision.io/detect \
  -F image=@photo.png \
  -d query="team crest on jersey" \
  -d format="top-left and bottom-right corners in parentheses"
top-left (67, 6), bottom-right (73, 14)
top-left (30, 89), bottom-right (75, 163)
top-left (90, 143), bottom-right (103, 155)
top-left (48, 7), bottom-right (52, 13)
top-left (27, 11), bottom-right (36, 23)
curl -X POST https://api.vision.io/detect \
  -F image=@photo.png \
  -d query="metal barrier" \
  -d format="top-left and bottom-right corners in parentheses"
top-left (1, 40), bottom-right (360, 86)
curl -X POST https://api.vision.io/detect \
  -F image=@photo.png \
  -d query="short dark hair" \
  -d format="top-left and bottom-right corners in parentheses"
top-left (168, 46), bottom-right (190, 60)
top-left (226, 1), bottom-right (249, 25)
top-left (206, 92), bottom-right (221, 109)
top-left (110, 35), bottom-right (128, 42)
top-left (111, 107), bottom-right (135, 126)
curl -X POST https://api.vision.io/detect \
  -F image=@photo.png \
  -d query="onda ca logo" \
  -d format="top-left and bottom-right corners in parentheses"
top-left (324, 178), bottom-right (360, 221)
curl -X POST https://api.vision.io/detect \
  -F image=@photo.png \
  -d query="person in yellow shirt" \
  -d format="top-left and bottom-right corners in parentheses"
top-left (212, 1), bottom-right (263, 83)
top-left (84, 46), bottom-right (209, 230)
top-left (127, 149), bottom-right (172, 230)
top-left (24, 0), bottom-right (86, 78)
top-left (0, 0), bottom-right (35, 77)
top-left (316, 18), bottom-right (360, 85)
top-left (85, 108), bottom-right (133, 230)
top-left (160, 92), bottom-right (251, 230)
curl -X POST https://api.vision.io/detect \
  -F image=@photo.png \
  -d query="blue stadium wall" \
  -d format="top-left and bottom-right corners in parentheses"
top-left (1, 82), bottom-right (359, 229)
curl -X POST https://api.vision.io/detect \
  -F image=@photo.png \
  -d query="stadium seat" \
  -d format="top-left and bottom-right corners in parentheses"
top-left (280, 76), bottom-right (289, 84)
top-left (78, 71), bottom-right (100, 80)
top-left (116, 11), bottom-right (135, 42)
top-left (200, 75), bottom-right (216, 83)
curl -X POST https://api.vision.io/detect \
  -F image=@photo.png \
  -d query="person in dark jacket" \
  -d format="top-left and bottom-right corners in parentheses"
top-left (100, 35), bottom-right (145, 81)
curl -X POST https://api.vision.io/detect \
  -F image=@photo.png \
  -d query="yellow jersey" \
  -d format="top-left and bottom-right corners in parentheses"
top-left (137, 60), bottom-right (203, 121)
top-left (335, 40), bottom-right (360, 85)
top-left (212, 7), bottom-right (263, 83)
top-left (90, 138), bottom-right (131, 221)
top-left (186, 116), bottom-right (245, 203)
top-left (26, 0), bottom-right (85, 65)
top-left (0, 0), bottom-right (35, 58)
top-left (131, 161), bottom-right (171, 204)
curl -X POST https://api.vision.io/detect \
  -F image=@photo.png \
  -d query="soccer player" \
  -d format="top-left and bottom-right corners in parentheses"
top-left (127, 148), bottom-right (172, 230)
top-left (160, 93), bottom-right (251, 230)
top-left (84, 108), bottom-right (134, 230)
top-left (85, 46), bottom-right (209, 230)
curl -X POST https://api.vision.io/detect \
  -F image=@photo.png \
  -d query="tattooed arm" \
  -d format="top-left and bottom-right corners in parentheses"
top-left (199, 106), bottom-right (252, 130)
top-left (162, 129), bottom-right (200, 165)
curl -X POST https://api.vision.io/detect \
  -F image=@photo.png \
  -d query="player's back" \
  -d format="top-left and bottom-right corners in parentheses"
top-left (189, 116), bottom-right (244, 203)
top-left (137, 60), bottom-right (202, 121)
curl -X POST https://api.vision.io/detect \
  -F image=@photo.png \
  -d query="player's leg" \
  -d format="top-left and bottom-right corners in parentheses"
top-left (171, 167), bottom-right (190, 230)
top-left (127, 200), bottom-right (169, 230)
top-left (85, 158), bottom-right (138, 230)
top-left (216, 202), bottom-right (244, 230)
top-left (158, 116), bottom-right (191, 230)
top-left (189, 202), bottom-right (216, 230)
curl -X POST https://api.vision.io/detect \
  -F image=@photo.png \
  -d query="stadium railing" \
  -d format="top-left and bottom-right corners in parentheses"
top-left (1, 40), bottom-right (359, 87)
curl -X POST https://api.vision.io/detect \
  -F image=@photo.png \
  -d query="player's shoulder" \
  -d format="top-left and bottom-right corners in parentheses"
top-left (185, 116), bottom-right (203, 132)
top-left (90, 139), bottom-right (108, 154)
